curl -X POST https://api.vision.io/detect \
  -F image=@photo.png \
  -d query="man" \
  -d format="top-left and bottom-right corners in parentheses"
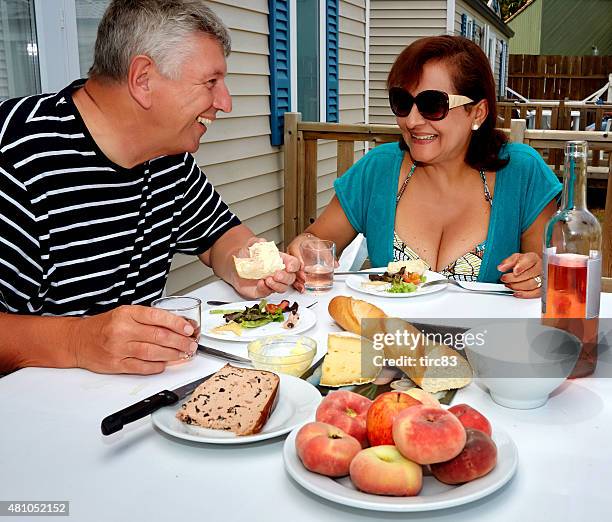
top-left (0, 0), bottom-right (298, 375)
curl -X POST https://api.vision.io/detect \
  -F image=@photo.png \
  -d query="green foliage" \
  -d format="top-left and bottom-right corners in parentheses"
top-left (499, 0), bottom-right (531, 20)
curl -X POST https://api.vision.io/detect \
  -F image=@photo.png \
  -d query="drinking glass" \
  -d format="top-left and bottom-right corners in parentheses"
top-left (151, 296), bottom-right (201, 363)
top-left (299, 239), bottom-right (336, 293)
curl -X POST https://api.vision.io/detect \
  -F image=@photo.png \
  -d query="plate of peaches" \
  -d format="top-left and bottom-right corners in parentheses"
top-left (283, 390), bottom-right (518, 512)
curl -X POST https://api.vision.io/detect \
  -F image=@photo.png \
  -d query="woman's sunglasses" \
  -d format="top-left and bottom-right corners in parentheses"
top-left (388, 87), bottom-right (474, 121)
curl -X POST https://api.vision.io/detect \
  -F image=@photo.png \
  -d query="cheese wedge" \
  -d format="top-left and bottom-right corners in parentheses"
top-left (210, 321), bottom-right (243, 336)
top-left (386, 259), bottom-right (427, 276)
top-left (320, 332), bottom-right (381, 387)
top-left (360, 280), bottom-right (391, 291)
top-left (233, 241), bottom-right (285, 279)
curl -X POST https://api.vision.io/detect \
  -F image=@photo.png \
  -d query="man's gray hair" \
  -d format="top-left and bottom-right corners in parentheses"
top-left (89, 0), bottom-right (231, 82)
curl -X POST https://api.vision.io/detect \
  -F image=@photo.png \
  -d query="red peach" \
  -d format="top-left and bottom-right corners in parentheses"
top-left (392, 405), bottom-right (467, 465)
top-left (316, 390), bottom-right (372, 448)
top-left (430, 428), bottom-right (498, 484)
top-left (405, 388), bottom-right (441, 408)
top-left (296, 422), bottom-right (361, 477)
top-left (448, 404), bottom-right (492, 436)
top-left (448, 404), bottom-right (492, 437)
top-left (349, 445), bottom-right (422, 496)
top-left (366, 391), bottom-right (422, 446)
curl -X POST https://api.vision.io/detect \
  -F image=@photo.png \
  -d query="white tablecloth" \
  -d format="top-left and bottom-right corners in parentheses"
top-left (1, 279), bottom-right (610, 521)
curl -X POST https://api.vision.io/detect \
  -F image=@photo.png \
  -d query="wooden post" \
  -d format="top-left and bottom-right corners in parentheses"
top-left (535, 106), bottom-right (543, 129)
top-left (283, 112), bottom-right (301, 246)
top-left (302, 139), bottom-right (318, 230)
top-left (593, 107), bottom-right (604, 167)
top-left (510, 119), bottom-right (527, 144)
top-left (603, 152), bottom-right (612, 277)
top-left (337, 141), bottom-right (355, 177)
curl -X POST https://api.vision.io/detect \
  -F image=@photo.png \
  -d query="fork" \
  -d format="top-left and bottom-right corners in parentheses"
top-left (421, 278), bottom-right (515, 296)
top-left (206, 300), bottom-right (319, 308)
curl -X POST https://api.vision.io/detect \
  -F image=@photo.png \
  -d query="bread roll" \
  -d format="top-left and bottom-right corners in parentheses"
top-left (327, 295), bottom-right (386, 335)
top-left (328, 296), bottom-right (472, 393)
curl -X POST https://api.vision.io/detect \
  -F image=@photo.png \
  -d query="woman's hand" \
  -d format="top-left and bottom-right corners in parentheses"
top-left (497, 252), bottom-right (543, 299)
top-left (286, 234), bottom-right (312, 293)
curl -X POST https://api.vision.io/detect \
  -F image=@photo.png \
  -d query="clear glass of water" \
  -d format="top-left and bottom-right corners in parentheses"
top-left (151, 296), bottom-right (201, 363)
top-left (299, 239), bottom-right (336, 293)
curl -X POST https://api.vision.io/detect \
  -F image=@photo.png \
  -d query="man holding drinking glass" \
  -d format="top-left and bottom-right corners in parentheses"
top-left (0, 1), bottom-right (298, 375)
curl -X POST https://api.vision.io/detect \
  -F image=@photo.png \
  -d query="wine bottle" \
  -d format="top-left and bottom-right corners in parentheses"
top-left (542, 141), bottom-right (601, 378)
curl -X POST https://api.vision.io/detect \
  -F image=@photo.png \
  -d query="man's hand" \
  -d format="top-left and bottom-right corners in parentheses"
top-left (201, 225), bottom-right (300, 298)
top-left (72, 305), bottom-right (198, 374)
top-left (497, 252), bottom-right (543, 299)
top-left (233, 238), bottom-right (300, 299)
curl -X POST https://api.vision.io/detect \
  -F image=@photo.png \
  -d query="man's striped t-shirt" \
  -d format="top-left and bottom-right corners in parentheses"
top-left (0, 80), bottom-right (240, 316)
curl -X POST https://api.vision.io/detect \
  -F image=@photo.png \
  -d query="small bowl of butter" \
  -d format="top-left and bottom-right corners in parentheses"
top-left (247, 335), bottom-right (317, 377)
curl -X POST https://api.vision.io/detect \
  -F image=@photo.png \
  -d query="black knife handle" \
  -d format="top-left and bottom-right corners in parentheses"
top-left (101, 390), bottom-right (179, 435)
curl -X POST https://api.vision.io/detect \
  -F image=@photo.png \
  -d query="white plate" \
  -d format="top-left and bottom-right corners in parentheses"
top-left (152, 374), bottom-right (321, 444)
top-left (283, 426), bottom-right (518, 512)
top-left (200, 301), bottom-right (317, 342)
top-left (345, 269), bottom-right (448, 298)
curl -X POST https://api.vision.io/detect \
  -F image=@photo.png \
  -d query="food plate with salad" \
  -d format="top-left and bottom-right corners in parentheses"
top-left (345, 267), bottom-right (447, 298)
top-left (201, 299), bottom-right (317, 342)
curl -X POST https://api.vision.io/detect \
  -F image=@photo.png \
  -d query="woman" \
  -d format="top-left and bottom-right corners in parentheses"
top-left (288, 35), bottom-right (561, 298)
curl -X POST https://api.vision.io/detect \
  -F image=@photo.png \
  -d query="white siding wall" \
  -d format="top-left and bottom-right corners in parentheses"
top-left (166, 0), bottom-right (368, 294)
top-left (317, 0), bottom-right (368, 215)
top-left (369, 0), bottom-right (448, 124)
top-left (167, 0), bottom-right (282, 294)
top-left (455, 0), bottom-right (508, 96)
top-left (0, 4), bottom-right (11, 99)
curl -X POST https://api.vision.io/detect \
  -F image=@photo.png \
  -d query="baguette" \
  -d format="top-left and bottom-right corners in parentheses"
top-left (327, 295), bottom-right (386, 335)
top-left (328, 296), bottom-right (472, 393)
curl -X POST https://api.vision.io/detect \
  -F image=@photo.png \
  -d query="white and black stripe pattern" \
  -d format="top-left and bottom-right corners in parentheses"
top-left (0, 80), bottom-right (240, 316)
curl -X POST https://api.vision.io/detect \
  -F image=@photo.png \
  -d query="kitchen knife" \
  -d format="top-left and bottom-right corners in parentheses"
top-left (197, 344), bottom-right (252, 365)
top-left (101, 372), bottom-right (215, 436)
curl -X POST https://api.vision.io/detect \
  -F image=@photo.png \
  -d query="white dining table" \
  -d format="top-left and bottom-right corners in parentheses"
top-left (1, 278), bottom-right (611, 522)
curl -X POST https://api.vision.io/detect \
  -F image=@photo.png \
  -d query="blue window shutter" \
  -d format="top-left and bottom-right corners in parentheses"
top-left (326, 0), bottom-right (339, 123)
top-left (268, 0), bottom-right (291, 146)
top-left (460, 14), bottom-right (467, 36)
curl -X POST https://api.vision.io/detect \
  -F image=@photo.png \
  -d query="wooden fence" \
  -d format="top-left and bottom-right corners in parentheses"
top-left (283, 113), bottom-right (612, 276)
top-left (508, 54), bottom-right (611, 101)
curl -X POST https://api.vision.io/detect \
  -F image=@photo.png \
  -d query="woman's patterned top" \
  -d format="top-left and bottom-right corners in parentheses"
top-left (393, 162), bottom-right (492, 281)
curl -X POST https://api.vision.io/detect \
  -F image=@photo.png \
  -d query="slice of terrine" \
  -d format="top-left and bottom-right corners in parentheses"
top-left (176, 364), bottom-right (280, 436)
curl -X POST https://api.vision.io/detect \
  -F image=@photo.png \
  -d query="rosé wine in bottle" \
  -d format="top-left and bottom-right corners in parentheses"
top-left (542, 141), bottom-right (601, 378)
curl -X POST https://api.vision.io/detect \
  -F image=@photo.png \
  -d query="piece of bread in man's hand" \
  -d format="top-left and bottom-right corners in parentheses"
top-left (233, 241), bottom-right (285, 279)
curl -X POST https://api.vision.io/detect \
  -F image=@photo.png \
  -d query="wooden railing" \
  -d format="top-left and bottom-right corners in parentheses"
top-left (497, 101), bottom-right (612, 170)
top-left (497, 101), bottom-right (612, 131)
top-left (283, 113), bottom-right (612, 275)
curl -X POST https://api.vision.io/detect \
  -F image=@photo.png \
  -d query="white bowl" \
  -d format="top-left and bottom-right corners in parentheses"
top-left (463, 320), bottom-right (580, 409)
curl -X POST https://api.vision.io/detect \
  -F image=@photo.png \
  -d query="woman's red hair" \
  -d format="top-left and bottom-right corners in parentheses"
top-left (387, 35), bottom-right (509, 171)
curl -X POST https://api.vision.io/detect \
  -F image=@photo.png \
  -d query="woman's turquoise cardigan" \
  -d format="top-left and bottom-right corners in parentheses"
top-left (333, 142), bottom-right (562, 283)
